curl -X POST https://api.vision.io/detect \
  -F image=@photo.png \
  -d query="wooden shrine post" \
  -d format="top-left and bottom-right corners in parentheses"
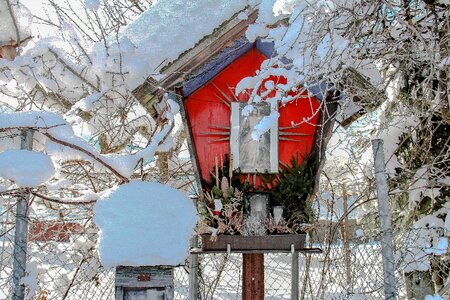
top-left (243, 253), bottom-right (264, 300)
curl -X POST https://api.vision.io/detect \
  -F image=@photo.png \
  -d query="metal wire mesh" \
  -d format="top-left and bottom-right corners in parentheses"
top-left (0, 195), bottom-right (15, 299)
top-left (3, 192), bottom-right (450, 299)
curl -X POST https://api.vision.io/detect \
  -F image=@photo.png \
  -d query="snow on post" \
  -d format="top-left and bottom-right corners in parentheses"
top-left (93, 181), bottom-right (198, 268)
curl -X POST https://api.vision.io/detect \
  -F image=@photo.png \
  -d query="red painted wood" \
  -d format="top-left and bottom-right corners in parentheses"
top-left (185, 48), bottom-right (265, 181)
top-left (184, 46), bottom-right (320, 186)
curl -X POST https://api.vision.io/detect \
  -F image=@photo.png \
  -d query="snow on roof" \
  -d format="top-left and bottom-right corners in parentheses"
top-left (120, 0), bottom-right (248, 89)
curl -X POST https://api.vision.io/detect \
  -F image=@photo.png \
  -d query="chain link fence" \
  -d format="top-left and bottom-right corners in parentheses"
top-left (2, 188), bottom-right (450, 298)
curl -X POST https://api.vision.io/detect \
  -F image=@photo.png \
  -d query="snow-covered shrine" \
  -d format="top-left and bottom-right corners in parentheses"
top-left (118, 0), bottom-right (381, 299)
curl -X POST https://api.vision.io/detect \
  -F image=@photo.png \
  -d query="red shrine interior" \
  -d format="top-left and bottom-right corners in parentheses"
top-left (184, 46), bottom-right (321, 188)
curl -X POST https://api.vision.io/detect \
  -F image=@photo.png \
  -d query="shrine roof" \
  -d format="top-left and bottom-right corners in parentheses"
top-left (121, 0), bottom-right (250, 90)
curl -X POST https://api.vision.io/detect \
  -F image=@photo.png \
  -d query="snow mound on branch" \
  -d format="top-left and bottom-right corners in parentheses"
top-left (0, 110), bottom-right (68, 129)
top-left (94, 181), bottom-right (198, 268)
top-left (0, 106), bottom-right (178, 179)
top-left (0, 149), bottom-right (55, 187)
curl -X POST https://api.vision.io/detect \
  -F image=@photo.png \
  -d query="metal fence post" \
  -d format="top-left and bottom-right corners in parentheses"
top-left (372, 139), bottom-right (397, 299)
top-left (12, 129), bottom-right (33, 300)
top-left (189, 235), bottom-right (199, 300)
top-left (291, 252), bottom-right (299, 300)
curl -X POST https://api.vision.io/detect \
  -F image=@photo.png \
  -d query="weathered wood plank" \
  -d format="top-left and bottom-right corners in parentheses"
top-left (190, 248), bottom-right (322, 254)
top-left (201, 234), bottom-right (306, 251)
top-left (115, 266), bottom-right (174, 292)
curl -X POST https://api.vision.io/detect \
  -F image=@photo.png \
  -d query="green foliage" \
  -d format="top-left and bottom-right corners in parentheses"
top-left (270, 154), bottom-right (315, 225)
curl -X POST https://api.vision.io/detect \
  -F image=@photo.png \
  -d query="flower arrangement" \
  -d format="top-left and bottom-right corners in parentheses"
top-left (197, 154), bottom-right (314, 238)
top-left (197, 179), bottom-right (296, 237)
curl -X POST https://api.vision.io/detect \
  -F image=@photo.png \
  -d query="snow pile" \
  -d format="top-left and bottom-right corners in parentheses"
top-left (94, 181), bottom-right (198, 268)
top-left (355, 229), bottom-right (364, 238)
top-left (0, 149), bottom-right (55, 187)
top-left (425, 294), bottom-right (444, 300)
top-left (0, 110), bottom-right (68, 129)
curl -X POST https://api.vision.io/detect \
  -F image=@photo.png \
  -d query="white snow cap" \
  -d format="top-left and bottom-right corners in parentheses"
top-left (120, 0), bottom-right (248, 88)
top-left (94, 181), bottom-right (198, 268)
top-left (0, 149), bottom-right (55, 187)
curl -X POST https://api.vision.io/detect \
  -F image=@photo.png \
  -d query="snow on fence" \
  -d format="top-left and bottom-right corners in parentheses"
top-left (1, 194), bottom-right (450, 299)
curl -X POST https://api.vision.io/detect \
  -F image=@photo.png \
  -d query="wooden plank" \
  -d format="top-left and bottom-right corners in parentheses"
top-left (115, 266), bottom-right (173, 288)
top-left (243, 253), bottom-right (264, 300)
top-left (201, 234), bottom-right (306, 251)
top-left (199, 132), bottom-right (230, 136)
top-left (311, 92), bottom-right (339, 197)
top-left (279, 132), bottom-right (312, 136)
top-left (175, 88), bottom-right (204, 199)
top-left (190, 248), bottom-right (323, 254)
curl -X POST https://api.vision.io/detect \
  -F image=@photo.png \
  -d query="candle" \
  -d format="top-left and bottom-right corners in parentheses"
top-left (229, 154), bottom-right (233, 179)
top-left (213, 199), bottom-right (223, 216)
top-left (215, 156), bottom-right (219, 187)
top-left (273, 206), bottom-right (284, 225)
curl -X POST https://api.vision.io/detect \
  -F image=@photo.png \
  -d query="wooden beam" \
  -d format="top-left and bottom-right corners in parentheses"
top-left (200, 132), bottom-right (230, 136)
top-left (243, 253), bottom-right (264, 300)
top-left (279, 132), bottom-right (312, 136)
top-left (208, 137), bottom-right (230, 143)
top-left (209, 125), bottom-right (230, 130)
top-left (190, 248), bottom-right (323, 254)
top-left (175, 87), bottom-right (204, 199)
